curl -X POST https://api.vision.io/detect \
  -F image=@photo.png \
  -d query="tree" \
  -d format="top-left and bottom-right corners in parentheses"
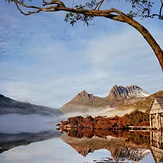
top-left (6, 0), bottom-right (163, 71)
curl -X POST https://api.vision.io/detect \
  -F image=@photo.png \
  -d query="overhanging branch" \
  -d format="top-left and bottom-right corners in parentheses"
top-left (14, 0), bottom-right (62, 15)
top-left (13, 0), bottom-right (124, 21)
top-left (11, 0), bottom-right (163, 70)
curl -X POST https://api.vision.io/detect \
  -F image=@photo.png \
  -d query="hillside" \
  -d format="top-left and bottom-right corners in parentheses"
top-left (61, 90), bottom-right (111, 113)
top-left (60, 85), bottom-right (150, 113)
top-left (116, 90), bottom-right (163, 112)
top-left (0, 94), bottom-right (62, 116)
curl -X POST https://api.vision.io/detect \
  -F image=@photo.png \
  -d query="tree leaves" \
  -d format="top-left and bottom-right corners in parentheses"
top-left (64, 2), bottom-right (95, 26)
top-left (65, 12), bottom-right (94, 26)
top-left (126, 0), bottom-right (154, 18)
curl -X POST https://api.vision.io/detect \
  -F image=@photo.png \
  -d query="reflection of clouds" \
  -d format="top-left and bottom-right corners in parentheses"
top-left (0, 138), bottom-right (155, 163)
top-left (0, 138), bottom-right (112, 163)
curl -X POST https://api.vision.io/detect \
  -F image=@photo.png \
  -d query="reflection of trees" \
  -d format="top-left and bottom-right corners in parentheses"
top-left (67, 128), bottom-right (94, 138)
top-left (61, 126), bottom-right (150, 148)
top-left (127, 132), bottom-right (150, 146)
top-left (61, 128), bottom-right (163, 162)
top-left (61, 130), bottom-right (151, 162)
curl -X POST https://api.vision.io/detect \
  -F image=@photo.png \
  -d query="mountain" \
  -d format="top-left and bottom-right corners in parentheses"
top-left (60, 85), bottom-right (150, 113)
top-left (61, 90), bottom-right (111, 112)
top-left (117, 90), bottom-right (163, 112)
top-left (0, 94), bottom-right (62, 116)
top-left (106, 85), bottom-right (150, 107)
top-left (107, 85), bottom-right (149, 99)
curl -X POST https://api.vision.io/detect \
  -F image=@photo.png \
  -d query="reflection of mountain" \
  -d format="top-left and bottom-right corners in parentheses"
top-left (0, 130), bottom-right (61, 153)
top-left (0, 94), bottom-right (62, 116)
top-left (60, 133), bottom-right (151, 162)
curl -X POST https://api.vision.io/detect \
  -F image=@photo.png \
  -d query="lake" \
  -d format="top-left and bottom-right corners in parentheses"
top-left (0, 114), bottom-right (162, 163)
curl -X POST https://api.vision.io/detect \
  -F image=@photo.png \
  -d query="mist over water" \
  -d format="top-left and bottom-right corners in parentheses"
top-left (0, 108), bottom-right (159, 163)
top-left (0, 113), bottom-right (62, 134)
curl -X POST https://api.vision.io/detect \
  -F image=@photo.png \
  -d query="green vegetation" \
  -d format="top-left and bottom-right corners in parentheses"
top-left (124, 110), bottom-right (149, 126)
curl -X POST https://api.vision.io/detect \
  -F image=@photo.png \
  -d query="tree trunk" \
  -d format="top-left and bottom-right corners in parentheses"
top-left (121, 14), bottom-right (163, 71)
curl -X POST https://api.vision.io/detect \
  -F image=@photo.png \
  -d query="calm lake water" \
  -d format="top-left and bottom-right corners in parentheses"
top-left (0, 114), bottom-right (162, 163)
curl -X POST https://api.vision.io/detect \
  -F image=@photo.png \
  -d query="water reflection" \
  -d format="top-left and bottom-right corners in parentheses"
top-left (60, 127), bottom-right (152, 162)
top-left (59, 125), bottom-right (163, 162)
top-left (0, 130), bottom-right (61, 153)
top-left (0, 114), bottom-right (61, 153)
top-left (150, 131), bottom-right (163, 163)
top-left (0, 116), bottom-right (163, 162)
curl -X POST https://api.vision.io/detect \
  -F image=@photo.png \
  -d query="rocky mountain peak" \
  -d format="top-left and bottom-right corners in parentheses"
top-left (61, 85), bottom-right (151, 112)
top-left (76, 90), bottom-right (94, 99)
top-left (108, 85), bottom-right (149, 100)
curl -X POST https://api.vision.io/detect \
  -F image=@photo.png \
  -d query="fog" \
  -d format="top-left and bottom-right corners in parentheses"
top-left (60, 106), bottom-right (135, 119)
top-left (0, 105), bottom-right (135, 134)
top-left (0, 114), bottom-right (62, 134)
top-left (0, 110), bottom-right (156, 163)
top-left (0, 110), bottom-right (106, 134)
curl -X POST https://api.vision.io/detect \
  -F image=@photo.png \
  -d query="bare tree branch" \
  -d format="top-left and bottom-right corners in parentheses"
top-left (13, 0), bottom-right (125, 22)
top-left (14, 0), bottom-right (62, 15)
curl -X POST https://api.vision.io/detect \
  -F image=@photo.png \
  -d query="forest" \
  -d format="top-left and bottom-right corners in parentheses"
top-left (60, 110), bottom-right (149, 131)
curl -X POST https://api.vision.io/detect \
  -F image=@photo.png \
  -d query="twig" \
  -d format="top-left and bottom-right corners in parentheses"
top-left (95, 0), bottom-right (104, 10)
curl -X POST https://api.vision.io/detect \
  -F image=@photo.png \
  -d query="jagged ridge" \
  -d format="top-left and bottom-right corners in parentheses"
top-left (61, 85), bottom-right (150, 112)
top-left (108, 85), bottom-right (149, 99)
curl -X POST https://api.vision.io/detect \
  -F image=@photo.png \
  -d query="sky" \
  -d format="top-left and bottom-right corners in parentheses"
top-left (0, 1), bottom-right (163, 108)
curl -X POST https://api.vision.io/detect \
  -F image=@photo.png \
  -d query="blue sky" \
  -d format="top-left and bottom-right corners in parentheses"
top-left (0, 1), bottom-right (163, 108)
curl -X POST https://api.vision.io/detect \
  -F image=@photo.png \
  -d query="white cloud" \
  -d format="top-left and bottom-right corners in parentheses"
top-left (85, 28), bottom-right (150, 67)
top-left (0, 1), bottom-right (162, 108)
